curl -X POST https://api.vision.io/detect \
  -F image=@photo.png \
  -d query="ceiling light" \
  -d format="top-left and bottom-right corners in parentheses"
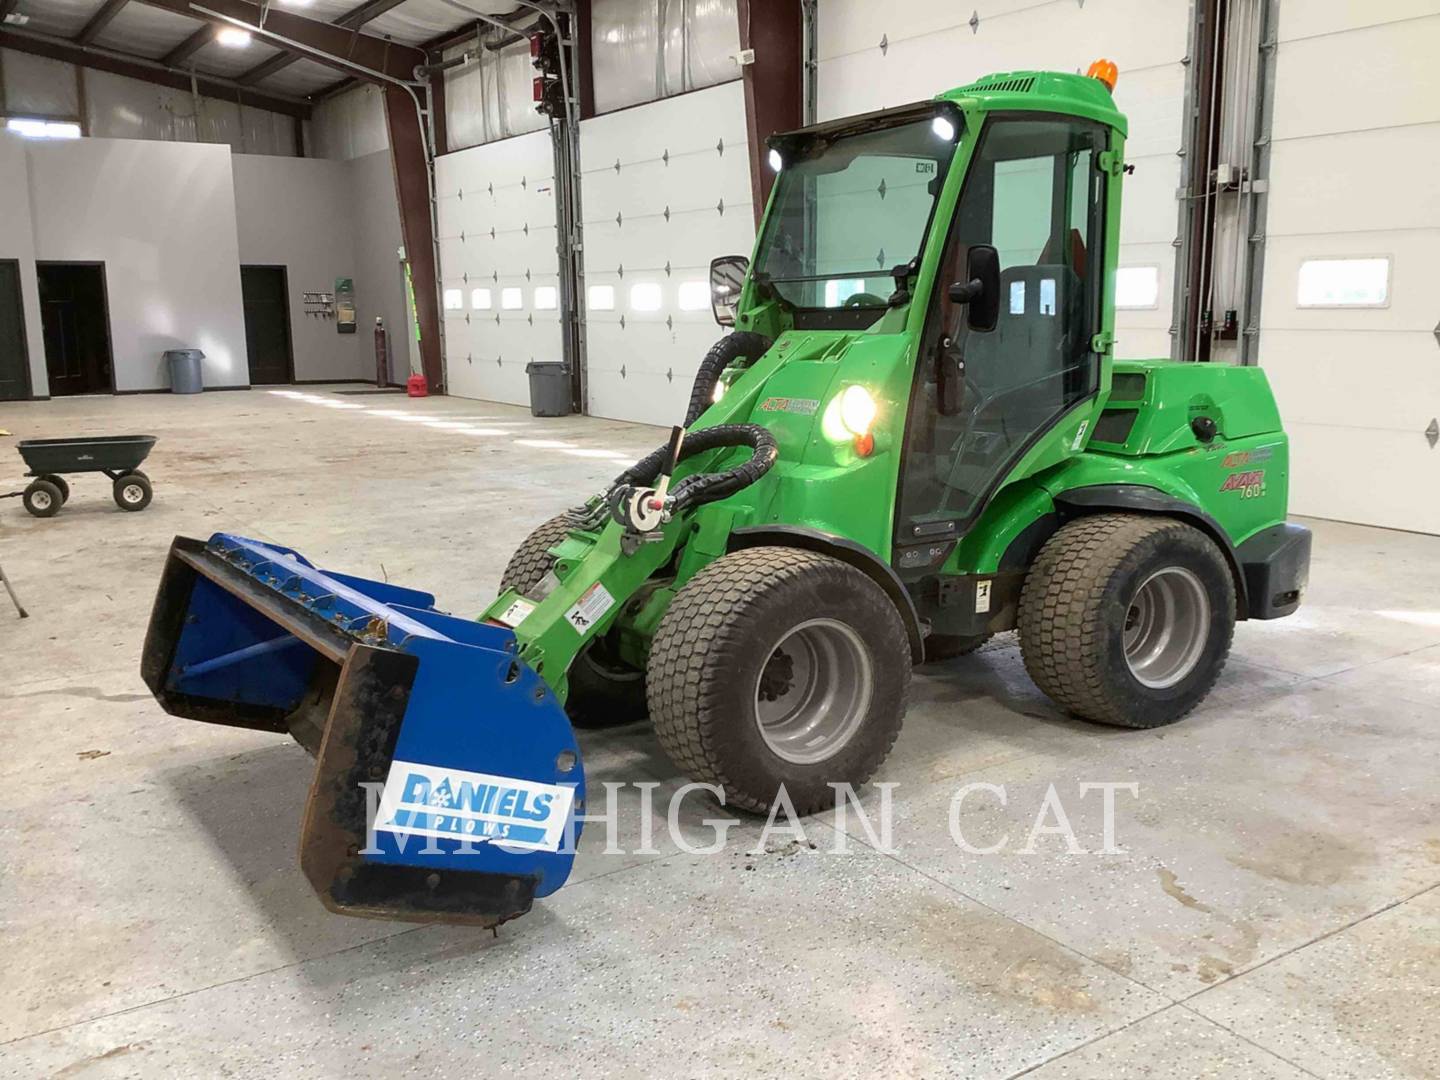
top-left (216, 27), bottom-right (252, 47)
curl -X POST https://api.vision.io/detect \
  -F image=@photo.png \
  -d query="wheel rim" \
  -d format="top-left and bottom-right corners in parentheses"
top-left (121, 483), bottom-right (145, 505)
top-left (30, 490), bottom-right (52, 511)
top-left (753, 618), bottom-right (873, 765)
top-left (1123, 566), bottom-right (1211, 689)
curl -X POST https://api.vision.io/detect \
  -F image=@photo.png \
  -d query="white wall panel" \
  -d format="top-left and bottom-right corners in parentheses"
top-left (591, 0), bottom-right (742, 113)
top-left (310, 85), bottom-right (389, 162)
top-left (25, 137), bottom-right (250, 391)
top-left (0, 49), bottom-right (297, 156)
top-left (814, 0), bottom-right (1190, 360)
top-left (1256, 6), bottom-right (1440, 533)
top-left (442, 38), bottom-right (547, 151)
top-left (579, 80), bottom-right (754, 424)
top-left (436, 130), bottom-right (563, 406)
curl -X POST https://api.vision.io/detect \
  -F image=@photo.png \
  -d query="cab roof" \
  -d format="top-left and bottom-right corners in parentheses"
top-left (940, 70), bottom-right (1127, 136)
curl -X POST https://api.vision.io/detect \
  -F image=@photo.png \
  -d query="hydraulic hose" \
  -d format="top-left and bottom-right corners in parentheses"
top-left (568, 333), bottom-right (778, 529)
top-left (615, 423), bottom-right (779, 515)
top-left (684, 331), bottom-right (773, 426)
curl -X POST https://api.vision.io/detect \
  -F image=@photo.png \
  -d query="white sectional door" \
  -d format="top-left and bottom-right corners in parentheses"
top-left (814, 0), bottom-right (1190, 360)
top-left (1255, 3), bottom-right (1440, 534)
top-left (436, 130), bottom-right (564, 406)
top-left (580, 80), bottom-right (756, 425)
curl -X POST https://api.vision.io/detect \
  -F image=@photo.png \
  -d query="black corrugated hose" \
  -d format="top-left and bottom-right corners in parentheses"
top-left (607, 332), bottom-right (777, 516)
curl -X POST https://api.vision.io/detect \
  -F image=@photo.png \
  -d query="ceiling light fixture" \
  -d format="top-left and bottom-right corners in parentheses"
top-left (216, 26), bottom-right (252, 47)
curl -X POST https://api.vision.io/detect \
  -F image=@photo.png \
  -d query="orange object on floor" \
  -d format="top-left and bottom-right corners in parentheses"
top-left (406, 374), bottom-right (429, 398)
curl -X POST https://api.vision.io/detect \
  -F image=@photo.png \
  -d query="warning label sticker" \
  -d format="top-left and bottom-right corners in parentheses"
top-left (496, 597), bottom-right (536, 628)
top-left (975, 580), bottom-right (992, 614)
top-left (564, 582), bottom-right (615, 633)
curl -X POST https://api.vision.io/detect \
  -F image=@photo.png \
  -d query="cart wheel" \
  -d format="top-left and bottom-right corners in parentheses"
top-left (113, 472), bottom-right (153, 511)
top-left (38, 474), bottom-right (70, 503)
top-left (23, 479), bottom-right (63, 518)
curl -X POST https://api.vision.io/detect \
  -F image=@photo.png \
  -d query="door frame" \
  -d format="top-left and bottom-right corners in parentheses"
top-left (0, 258), bottom-right (34, 401)
top-left (240, 263), bottom-right (296, 386)
top-left (35, 259), bottom-right (116, 395)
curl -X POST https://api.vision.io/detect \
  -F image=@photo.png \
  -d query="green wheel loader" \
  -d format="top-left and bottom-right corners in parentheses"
top-left (141, 65), bottom-right (1311, 927)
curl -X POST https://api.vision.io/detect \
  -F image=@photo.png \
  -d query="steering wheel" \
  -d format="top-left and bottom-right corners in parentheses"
top-left (842, 292), bottom-right (887, 309)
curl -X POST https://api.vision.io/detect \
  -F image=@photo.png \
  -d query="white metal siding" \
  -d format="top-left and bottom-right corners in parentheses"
top-left (436, 130), bottom-right (565, 406)
top-left (814, 0), bottom-right (1191, 360)
top-left (1257, 4), bottom-right (1440, 533)
top-left (579, 80), bottom-right (755, 424)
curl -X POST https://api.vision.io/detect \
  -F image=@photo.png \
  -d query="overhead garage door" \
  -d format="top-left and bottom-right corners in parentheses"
top-left (436, 130), bottom-right (563, 406)
top-left (1255, 3), bottom-right (1440, 534)
top-left (814, 0), bottom-right (1191, 360)
top-left (579, 80), bottom-right (756, 425)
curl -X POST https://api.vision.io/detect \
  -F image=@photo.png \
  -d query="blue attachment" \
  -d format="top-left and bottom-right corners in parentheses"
top-left (163, 533), bottom-right (584, 900)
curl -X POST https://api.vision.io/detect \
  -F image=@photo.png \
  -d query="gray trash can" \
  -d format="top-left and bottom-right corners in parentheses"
top-left (525, 361), bottom-right (571, 417)
top-left (165, 349), bottom-right (205, 394)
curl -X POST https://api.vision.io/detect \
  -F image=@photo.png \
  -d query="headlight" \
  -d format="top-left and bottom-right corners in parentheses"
top-left (768, 148), bottom-right (784, 172)
top-left (839, 385), bottom-right (877, 436)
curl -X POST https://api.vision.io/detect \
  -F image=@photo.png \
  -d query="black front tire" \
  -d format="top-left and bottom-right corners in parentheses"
top-left (566, 639), bottom-right (648, 728)
top-left (648, 546), bottom-right (910, 815)
top-left (923, 632), bottom-right (992, 662)
top-left (500, 514), bottom-right (644, 728)
top-left (498, 514), bottom-right (572, 597)
top-left (23, 480), bottom-right (63, 518)
top-left (38, 475), bottom-right (70, 503)
top-left (113, 472), bottom-right (153, 511)
top-left (1017, 513), bottom-right (1235, 728)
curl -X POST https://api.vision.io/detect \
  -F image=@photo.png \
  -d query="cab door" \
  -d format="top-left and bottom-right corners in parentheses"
top-left (896, 115), bottom-right (1109, 554)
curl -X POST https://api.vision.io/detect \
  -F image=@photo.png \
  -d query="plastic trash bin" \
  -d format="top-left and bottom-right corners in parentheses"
top-left (165, 349), bottom-right (205, 394)
top-left (526, 361), bottom-right (572, 417)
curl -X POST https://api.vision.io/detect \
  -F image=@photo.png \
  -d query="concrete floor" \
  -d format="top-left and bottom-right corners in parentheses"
top-left (1, 385), bottom-right (1436, 1079)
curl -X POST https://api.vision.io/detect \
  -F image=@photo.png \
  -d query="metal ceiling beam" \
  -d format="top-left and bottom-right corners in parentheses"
top-left (76, 0), bottom-right (134, 46)
top-left (236, 0), bottom-right (411, 87)
top-left (160, 24), bottom-right (212, 67)
top-left (134, 0), bottom-right (426, 82)
top-left (0, 26), bottom-right (311, 117)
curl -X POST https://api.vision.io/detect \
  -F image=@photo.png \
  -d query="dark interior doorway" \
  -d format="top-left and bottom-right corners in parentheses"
top-left (0, 260), bottom-right (31, 401)
top-left (38, 262), bottom-right (113, 397)
top-left (241, 266), bottom-right (294, 385)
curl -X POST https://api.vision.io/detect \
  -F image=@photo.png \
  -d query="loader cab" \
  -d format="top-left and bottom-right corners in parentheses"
top-left (896, 105), bottom-right (1112, 550)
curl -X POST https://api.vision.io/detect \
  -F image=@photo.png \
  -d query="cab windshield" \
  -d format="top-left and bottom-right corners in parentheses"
top-left (754, 114), bottom-right (956, 312)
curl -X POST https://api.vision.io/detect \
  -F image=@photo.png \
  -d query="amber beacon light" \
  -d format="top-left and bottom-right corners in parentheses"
top-left (1086, 58), bottom-right (1119, 92)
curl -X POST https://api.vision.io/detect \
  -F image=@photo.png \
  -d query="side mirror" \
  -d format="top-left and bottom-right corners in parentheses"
top-left (710, 255), bottom-right (749, 327)
top-left (948, 244), bottom-right (1000, 332)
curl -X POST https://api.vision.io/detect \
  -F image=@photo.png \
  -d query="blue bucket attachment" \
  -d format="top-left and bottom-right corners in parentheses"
top-left (141, 534), bottom-right (585, 926)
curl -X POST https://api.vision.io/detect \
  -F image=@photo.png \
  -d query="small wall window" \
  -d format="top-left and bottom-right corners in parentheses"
top-left (1114, 266), bottom-right (1160, 310)
top-left (6, 117), bottom-right (81, 139)
top-left (501, 287), bottom-right (524, 310)
top-left (629, 283), bottom-right (663, 312)
top-left (588, 285), bottom-right (616, 311)
top-left (1297, 257), bottom-right (1390, 308)
top-left (443, 288), bottom-right (464, 310)
top-left (677, 281), bottom-right (710, 311)
top-left (471, 288), bottom-right (492, 310)
top-left (533, 286), bottom-right (558, 310)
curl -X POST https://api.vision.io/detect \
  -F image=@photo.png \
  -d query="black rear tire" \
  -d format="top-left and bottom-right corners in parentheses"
top-left (500, 514), bottom-right (645, 728)
top-left (923, 632), bottom-right (992, 662)
top-left (23, 480), bottom-right (63, 518)
top-left (113, 472), bottom-right (153, 512)
top-left (648, 546), bottom-right (910, 815)
top-left (38, 475), bottom-right (70, 503)
top-left (1017, 513), bottom-right (1235, 728)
